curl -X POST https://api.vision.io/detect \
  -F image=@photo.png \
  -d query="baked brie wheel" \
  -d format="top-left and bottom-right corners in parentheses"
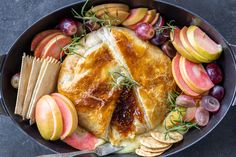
top-left (57, 27), bottom-right (176, 146)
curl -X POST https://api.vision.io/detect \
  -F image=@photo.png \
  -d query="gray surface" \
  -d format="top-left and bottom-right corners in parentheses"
top-left (0, 0), bottom-right (236, 157)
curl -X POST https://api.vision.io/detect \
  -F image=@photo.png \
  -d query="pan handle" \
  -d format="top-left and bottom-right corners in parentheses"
top-left (229, 44), bottom-right (236, 106)
top-left (0, 54), bottom-right (8, 116)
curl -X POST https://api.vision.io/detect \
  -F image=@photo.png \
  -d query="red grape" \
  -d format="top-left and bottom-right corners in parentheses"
top-left (209, 85), bottom-right (224, 101)
top-left (195, 106), bottom-right (210, 126)
top-left (183, 107), bottom-right (197, 122)
top-left (200, 95), bottom-right (220, 113)
top-left (153, 15), bottom-right (165, 30)
top-left (135, 23), bottom-right (155, 40)
top-left (206, 63), bottom-right (223, 84)
top-left (11, 73), bottom-right (20, 89)
top-left (161, 40), bottom-right (176, 58)
top-left (76, 21), bottom-right (85, 36)
top-left (59, 18), bottom-right (77, 36)
top-left (150, 31), bottom-right (168, 46)
top-left (176, 94), bottom-right (196, 108)
top-left (85, 20), bottom-right (101, 32)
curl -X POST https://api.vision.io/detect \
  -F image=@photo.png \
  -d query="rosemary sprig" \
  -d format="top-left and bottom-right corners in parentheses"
top-left (61, 35), bottom-right (86, 59)
top-left (156, 20), bottom-right (176, 34)
top-left (167, 91), bottom-right (180, 109)
top-left (109, 66), bottom-right (139, 90)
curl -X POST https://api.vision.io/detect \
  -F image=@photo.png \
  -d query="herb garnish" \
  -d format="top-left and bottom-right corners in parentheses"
top-left (164, 91), bottom-right (200, 140)
top-left (62, 0), bottom-right (120, 59)
top-left (109, 66), bottom-right (139, 90)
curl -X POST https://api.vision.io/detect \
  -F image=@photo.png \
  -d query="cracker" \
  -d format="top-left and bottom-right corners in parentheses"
top-left (140, 137), bottom-right (170, 149)
top-left (151, 131), bottom-right (183, 144)
top-left (135, 148), bottom-right (163, 157)
top-left (140, 144), bottom-right (172, 153)
top-left (21, 58), bottom-right (43, 119)
top-left (26, 57), bottom-right (61, 122)
top-left (15, 54), bottom-right (33, 115)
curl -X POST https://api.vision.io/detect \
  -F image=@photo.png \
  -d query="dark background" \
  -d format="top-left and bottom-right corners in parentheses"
top-left (0, 0), bottom-right (236, 156)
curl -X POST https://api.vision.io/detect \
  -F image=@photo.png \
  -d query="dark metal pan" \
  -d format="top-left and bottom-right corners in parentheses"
top-left (0, 0), bottom-right (235, 156)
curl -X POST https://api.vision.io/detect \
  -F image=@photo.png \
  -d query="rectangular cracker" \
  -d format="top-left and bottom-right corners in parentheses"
top-left (27, 57), bottom-right (61, 123)
top-left (14, 54), bottom-right (33, 115)
top-left (21, 57), bottom-right (43, 119)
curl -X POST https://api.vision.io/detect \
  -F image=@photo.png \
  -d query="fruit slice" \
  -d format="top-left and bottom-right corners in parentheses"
top-left (172, 54), bottom-right (199, 96)
top-left (127, 10), bottom-right (157, 30)
top-left (51, 93), bottom-right (78, 140)
top-left (122, 8), bottom-right (148, 26)
top-left (179, 56), bottom-right (214, 93)
top-left (95, 7), bottom-right (129, 17)
top-left (141, 9), bottom-right (156, 23)
top-left (150, 13), bottom-right (160, 25)
top-left (86, 3), bottom-right (129, 16)
top-left (180, 26), bottom-right (211, 63)
top-left (98, 10), bottom-right (129, 25)
top-left (170, 27), bottom-right (199, 63)
top-left (35, 95), bottom-right (63, 141)
top-left (31, 29), bottom-right (61, 51)
top-left (41, 34), bottom-right (72, 60)
top-left (187, 25), bottom-right (222, 60)
top-left (63, 127), bottom-right (105, 150)
top-left (34, 32), bottom-right (62, 58)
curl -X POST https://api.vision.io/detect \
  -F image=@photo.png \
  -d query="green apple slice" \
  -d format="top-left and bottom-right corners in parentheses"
top-left (187, 25), bottom-right (222, 60)
top-left (170, 27), bottom-right (200, 63)
top-left (180, 26), bottom-right (212, 63)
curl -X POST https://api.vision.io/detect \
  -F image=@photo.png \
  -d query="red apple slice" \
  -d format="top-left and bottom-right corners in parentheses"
top-left (187, 25), bottom-right (222, 60)
top-left (122, 8), bottom-right (148, 26)
top-left (141, 9), bottom-right (156, 23)
top-left (127, 10), bottom-right (157, 30)
top-left (41, 34), bottom-right (72, 60)
top-left (63, 127), bottom-right (105, 150)
top-left (172, 54), bottom-right (199, 96)
top-left (170, 27), bottom-right (200, 63)
top-left (179, 56), bottom-right (214, 93)
top-left (180, 26), bottom-right (211, 63)
top-left (31, 29), bottom-right (61, 51)
top-left (35, 95), bottom-right (63, 141)
top-left (51, 93), bottom-right (78, 140)
top-left (34, 32), bottom-right (62, 58)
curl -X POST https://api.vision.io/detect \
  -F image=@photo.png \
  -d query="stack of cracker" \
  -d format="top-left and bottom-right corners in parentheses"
top-left (135, 131), bottom-right (183, 156)
top-left (14, 53), bottom-right (61, 124)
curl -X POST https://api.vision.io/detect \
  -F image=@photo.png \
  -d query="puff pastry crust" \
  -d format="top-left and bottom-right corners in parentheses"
top-left (58, 27), bottom-right (175, 144)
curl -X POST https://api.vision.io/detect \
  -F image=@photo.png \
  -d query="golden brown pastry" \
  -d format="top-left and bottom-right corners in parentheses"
top-left (58, 27), bottom-right (175, 144)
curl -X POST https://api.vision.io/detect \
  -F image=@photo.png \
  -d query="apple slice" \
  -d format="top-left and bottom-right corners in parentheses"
top-left (31, 29), bottom-right (61, 51)
top-left (172, 54), bottom-right (200, 96)
top-left (86, 3), bottom-right (129, 16)
top-left (34, 32), bottom-right (62, 58)
top-left (127, 10), bottom-right (157, 30)
top-left (35, 95), bottom-right (63, 141)
top-left (179, 56), bottom-right (214, 93)
top-left (170, 27), bottom-right (200, 63)
top-left (180, 26), bottom-right (211, 63)
top-left (150, 13), bottom-right (160, 25)
top-left (41, 34), bottom-right (72, 60)
top-left (141, 9), bottom-right (156, 23)
top-left (122, 8), bottom-right (148, 26)
top-left (51, 93), bottom-right (78, 140)
top-left (187, 25), bottom-right (222, 60)
top-left (98, 10), bottom-right (130, 25)
top-left (63, 127), bottom-right (105, 150)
